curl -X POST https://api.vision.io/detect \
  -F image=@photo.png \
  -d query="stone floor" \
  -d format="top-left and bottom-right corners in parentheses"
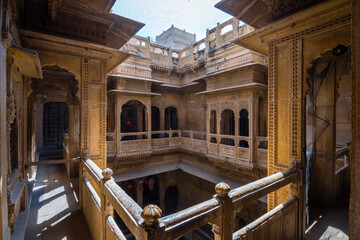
top-left (305, 197), bottom-right (349, 240)
top-left (25, 163), bottom-right (91, 240)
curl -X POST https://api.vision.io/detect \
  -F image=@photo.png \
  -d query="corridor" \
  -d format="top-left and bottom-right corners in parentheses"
top-left (25, 163), bottom-right (91, 240)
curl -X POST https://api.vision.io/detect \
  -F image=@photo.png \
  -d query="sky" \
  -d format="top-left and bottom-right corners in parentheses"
top-left (111, 0), bottom-right (233, 41)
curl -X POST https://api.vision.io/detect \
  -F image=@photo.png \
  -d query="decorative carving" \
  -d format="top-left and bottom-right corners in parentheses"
top-left (6, 95), bottom-right (16, 132)
top-left (262, 0), bottom-right (318, 19)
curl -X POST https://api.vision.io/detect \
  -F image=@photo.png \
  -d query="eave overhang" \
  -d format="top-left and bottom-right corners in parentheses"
top-left (215, 0), bottom-right (327, 29)
top-left (230, 0), bottom-right (351, 55)
top-left (15, 0), bottom-right (144, 49)
top-left (19, 30), bottom-right (131, 73)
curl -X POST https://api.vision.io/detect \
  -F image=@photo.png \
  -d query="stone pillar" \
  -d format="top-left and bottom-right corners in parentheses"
top-left (34, 94), bottom-right (44, 154)
top-left (235, 103), bottom-right (239, 160)
top-left (216, 105), bottom-right (221, 155)
top-left (160, 107), bottom-right (165, 131)
top-left (80, 58), bottom-right (107, 169)
top-left (137, 179), bottom-right (144, 207)
top-left (249, 97), bottom-right (254, 164)
top-left (115, 96), bottom-right (121, 155)
top-left (67, 102), bottom-right (80, 177)
top-left (137, 105), bottom-right (143, 133)
top-left (350, 0), bottom-right (360, 237)
top-left (158, 176), bottom-right (166, 212)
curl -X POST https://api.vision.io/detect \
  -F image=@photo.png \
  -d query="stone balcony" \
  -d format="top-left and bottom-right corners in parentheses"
top-left (106, 130), bottom-right (267, 170)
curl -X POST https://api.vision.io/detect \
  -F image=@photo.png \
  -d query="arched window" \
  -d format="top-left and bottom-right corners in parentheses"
top-left (121, 100), bottom-right (147, 133)
top-left (239, 109), bottom-right (249, 136)
top-left (239, 140), bottom-right (249, 148)
top-left (220, 109), bottom-right (235, 135)
top-left (258, 97), bottom-right (267, 137)
top-left (210, 110), bottom-right (217, 134)
top-left (165, 107), bottom-right (178, 130)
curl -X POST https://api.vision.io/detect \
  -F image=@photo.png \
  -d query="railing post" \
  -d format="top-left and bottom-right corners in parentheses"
top-left (169, 129), bottom-right (173, 146)
top-left (101, 168), bottom-right (114, 240)
top-left (79, 148), bottom-right (89, 210)
top-left (141, 204), bottom-right (165, 239)
top-left (215, 182), bottom-right (234, 240)
top-left (190, 130), bottom-right (194, 148)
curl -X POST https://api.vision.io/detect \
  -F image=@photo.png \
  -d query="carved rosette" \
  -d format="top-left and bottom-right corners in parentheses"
top-left (6, 95), bottom-right (16, 132)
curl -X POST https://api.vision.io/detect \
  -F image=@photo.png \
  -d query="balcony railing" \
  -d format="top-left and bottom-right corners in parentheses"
top-left (119, 18), bottom-right (255, 72)
top-left (79, 152), bottom-right (301, 240)
top-left (107, 130), bottom-right (268, 167)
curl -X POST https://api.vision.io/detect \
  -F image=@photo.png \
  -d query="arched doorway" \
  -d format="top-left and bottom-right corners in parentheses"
top-left (32, 65), bottom-right (79, 160)
top-left (121, 100), bottom-right (147, 140)
top-left (43, 102), bottom-right (68, 151)
top-left (165, 107), bottom-right (178, 130)
top-left (220, 109), bottom-right (235, 146)
top-left (305, 48), bottom-right (351, 231)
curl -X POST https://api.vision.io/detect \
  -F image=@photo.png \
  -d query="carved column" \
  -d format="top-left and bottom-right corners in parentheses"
top-left (216, 104), bottom-right (221, 155)
top-left (249, 97), bottom-right (254, 164)
top-left (234, 102), bottom-right (239, 159)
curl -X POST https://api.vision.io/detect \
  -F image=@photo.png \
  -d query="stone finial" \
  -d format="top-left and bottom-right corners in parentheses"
top-left (102, 168), bottom-right (113, 180)
top-left (80, 148), bottom-right (89, 160)
top-left (215, 182), bottom-right (230, 198)
top-left (141, 204), bottom-right (162, 227)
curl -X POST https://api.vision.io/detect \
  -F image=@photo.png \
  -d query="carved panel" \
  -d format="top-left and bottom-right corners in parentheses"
top-left (238, 147), bottom-right (250, 160)
top-left (120, 140), bottom-right (149, 153)
top-left (181, 138), bottom-right (191, 146)
top-left (209, 143), bottom-right (217, 154)
top-left (152, 138), bottom-right (169, 147)
top-left (220, 144), bottom-right (235, 158)
top-left (193, 139), bottom-right (206, 149)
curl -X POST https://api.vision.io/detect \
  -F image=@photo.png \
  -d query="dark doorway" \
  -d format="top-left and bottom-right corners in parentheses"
top-left (121, 100), bottom-right (147, 140)
top-left (10, 119), bottom-right (18, 171)
top-left (121, 180), bottom-right (137, 202)
top-left (165, 107), bottom-right (178, 130)
top-left (143, 176), bottom-right (159, 206)
top-left (43, 102), bottom-right (68, 151)
top-left (165, 186), bottom-right (178, 215)
top-left (220, 109), bottom-right (235, 146)
top-left (239, 109), bottom-right (249, 136)
top-left (152, 106), bottom-right (160, 138)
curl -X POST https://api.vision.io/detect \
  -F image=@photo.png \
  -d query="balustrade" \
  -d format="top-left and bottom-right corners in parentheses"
top-left (80, 152), bottom-right (301, 240)
top-left (120, 18), bottom-right (253, 70)
top-left (106, 130), bottom-right (268, 165)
